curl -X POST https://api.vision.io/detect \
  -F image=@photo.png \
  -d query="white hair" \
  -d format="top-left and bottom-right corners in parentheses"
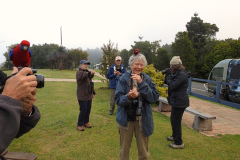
top-left (128, 53), bottom-right (148, 67)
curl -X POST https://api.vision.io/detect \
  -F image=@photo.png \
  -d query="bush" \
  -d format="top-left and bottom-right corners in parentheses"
top-left (143, 64), bottom-right (168, 97)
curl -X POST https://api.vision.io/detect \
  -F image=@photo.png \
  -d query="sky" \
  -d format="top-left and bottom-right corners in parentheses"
top-left (0, 0), bottom-right (240, 64)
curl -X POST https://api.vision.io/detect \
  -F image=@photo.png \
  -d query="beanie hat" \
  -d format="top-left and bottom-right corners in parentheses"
top-left (170, 56), bottom-right (182, 65)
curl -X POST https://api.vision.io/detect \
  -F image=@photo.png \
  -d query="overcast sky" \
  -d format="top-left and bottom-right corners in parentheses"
top-left (0, 0), bottom-right (240, 64)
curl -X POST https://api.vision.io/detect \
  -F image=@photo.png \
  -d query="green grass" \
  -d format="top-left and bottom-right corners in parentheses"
top-left (7, 81), bottom-right (240, 160)
top-left (3, 69), bottom-right (105, 80)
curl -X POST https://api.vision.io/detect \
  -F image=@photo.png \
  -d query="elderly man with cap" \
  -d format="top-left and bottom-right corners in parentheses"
top-left (76, 60), bottom-right (95, 131)
top-left (107, 56), bottom-right (126, 115)
top-left (164, 56), bottom-right (189, 149)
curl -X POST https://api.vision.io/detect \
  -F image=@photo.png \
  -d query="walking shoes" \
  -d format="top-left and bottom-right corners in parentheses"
top-left (84, 123), bottom-right (92, 128)
top-left (77, 126), bottom-right (84, 131)
top-left (169, 143), bottom-right (184, 149)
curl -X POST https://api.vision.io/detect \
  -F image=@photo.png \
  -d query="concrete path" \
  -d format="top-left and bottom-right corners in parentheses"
top-left (158, 97), bottom-right (240, 136)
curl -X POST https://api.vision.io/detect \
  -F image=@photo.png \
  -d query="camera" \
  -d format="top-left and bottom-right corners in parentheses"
top-left (161, 68), bottom-right (170, 75)
top-left (116, 66), bottom-right (122, 73)
top-left (10, 68), bottom-right (44, 88)
top-left (88, 82), bottom-right (94, 94)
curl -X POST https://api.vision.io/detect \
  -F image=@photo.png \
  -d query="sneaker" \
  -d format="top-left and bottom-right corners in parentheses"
top-left (84, 123), bottom-right (92, 128)
top-left (167, 136), bottom-right (174, 141)
top-left (169, 143), bottom-right (184, 149)
top-left (77, 126), bottom-right (84, 131)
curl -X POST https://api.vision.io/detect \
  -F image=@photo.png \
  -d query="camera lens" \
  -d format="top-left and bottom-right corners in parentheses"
top-left (35, 74), bottom-right (44, 88)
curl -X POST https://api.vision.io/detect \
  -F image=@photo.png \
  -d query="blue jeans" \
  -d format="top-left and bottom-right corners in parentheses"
top-left (77, 100), bottom-right (92, 127)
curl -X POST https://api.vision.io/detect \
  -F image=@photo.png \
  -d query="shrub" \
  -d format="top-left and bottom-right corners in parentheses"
top-left (143, 64), bottom-right (168, 97)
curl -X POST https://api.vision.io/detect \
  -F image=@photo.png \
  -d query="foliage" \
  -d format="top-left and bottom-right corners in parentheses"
top-left (100, 40), bottom-right (118, 87)
top-left (154, 48), bottom-right (170, 71)
top-left (143, 64), bottom-right (168, 97)
top-left (202, 39), bottom-right (240, 77)
top-left (120, 49), bottom-right (129, 67)
top-left (68, 48), bottom-right (88, 69)
top-left (172, 31), bottom-right (196, 74)
top-left (185, 13), bottom-right (219, 77)
top-left (131, 40), bottom-right (154, 65)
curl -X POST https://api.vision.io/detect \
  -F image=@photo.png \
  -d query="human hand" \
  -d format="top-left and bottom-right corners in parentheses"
top-left (114, 70), bottom-right (117, 75)
top-left (131, 74), bottom-right (142, 83)
top-left (91, 70), bottom-right (95, 75)
top-left (2, 67), bottom-right (37, 101)
top-left (116, 71), bottom-right (121, 76)
top-left (127, 88), bottom-right (139, 99)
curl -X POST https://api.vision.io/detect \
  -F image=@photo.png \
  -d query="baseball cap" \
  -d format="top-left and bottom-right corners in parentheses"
top-left (115, 56), bottom-right (122, 61)
top-left (79, 60), bottom-right (90, 65)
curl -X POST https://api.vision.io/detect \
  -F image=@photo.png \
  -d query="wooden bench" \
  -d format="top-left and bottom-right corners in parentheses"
top-left (185, 107), bottom-right (216, 131)
top-left (158, 96), bottom-right (171, 112)
top-left (1, 149), bottom-right (37, 160)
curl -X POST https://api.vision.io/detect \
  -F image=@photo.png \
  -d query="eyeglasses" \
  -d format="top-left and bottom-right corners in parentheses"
top-left (133, 63), bottom-right (144, 67)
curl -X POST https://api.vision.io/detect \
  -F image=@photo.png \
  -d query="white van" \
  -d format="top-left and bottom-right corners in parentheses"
top-left (206, 59), bottom-right (240, 103)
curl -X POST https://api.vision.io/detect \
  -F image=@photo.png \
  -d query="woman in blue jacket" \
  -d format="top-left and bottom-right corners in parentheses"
top-left (115, 50), bottom-right (159, 160)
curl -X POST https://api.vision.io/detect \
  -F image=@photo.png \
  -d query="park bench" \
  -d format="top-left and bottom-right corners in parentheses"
top-left (157, 96), bottom-right (216, 131)
top-left (185, 107), bottom-right (216, 131)
top-left (1, 149), bottom-right (37, 160)
top-left (158, 96), bottom-right (171, 112)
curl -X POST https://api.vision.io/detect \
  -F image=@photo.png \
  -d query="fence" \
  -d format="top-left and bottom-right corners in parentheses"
top-left (188, 77), bottom-right (240, 109)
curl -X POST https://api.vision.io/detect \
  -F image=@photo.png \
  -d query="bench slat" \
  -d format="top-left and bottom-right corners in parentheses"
top-left (158, 97), bottom-right (168, 104)
top-left (186, 108), bottom-right (216, 119)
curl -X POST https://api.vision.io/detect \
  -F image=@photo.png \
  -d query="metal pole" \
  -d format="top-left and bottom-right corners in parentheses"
top-left (60, 26), bottom-right (62, 46)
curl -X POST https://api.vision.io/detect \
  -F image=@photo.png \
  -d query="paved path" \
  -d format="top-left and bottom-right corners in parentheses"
top-left (157, 97), bottom-right (240, 136)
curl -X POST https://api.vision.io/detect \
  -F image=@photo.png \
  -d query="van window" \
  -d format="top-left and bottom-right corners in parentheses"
top-left (210, 67), bottom-right (223, 80)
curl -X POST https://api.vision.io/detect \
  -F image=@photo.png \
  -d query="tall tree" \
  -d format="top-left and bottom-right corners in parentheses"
top-left (101, 40), bottom-right (118, 86)
top-left (131, 40), bottom-right (153, 64)
top-left (186, 13), bottom-right (219, 77)
top-left (172, 31), bottom-right (196, 74)
top-left (154, 48), bottom-right (170, 71)
top-left (120, 49), bottom-right (129, 67)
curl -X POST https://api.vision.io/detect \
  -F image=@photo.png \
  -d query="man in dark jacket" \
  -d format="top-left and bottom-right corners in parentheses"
top-left (0, 67), bottom-right (41, 156)
top-left (107, 56), bottom-right (126, 115)
top-left (164, 56), bottom-right (189, 149)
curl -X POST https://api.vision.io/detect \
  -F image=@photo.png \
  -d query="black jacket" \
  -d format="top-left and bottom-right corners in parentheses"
top-left (165, 70), bottom-right (189, 108)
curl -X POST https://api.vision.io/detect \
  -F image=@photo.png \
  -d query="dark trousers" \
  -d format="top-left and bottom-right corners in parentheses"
top-left (170, 107), bottom-right (185, 145)
top-left (77, 100), bottom-right (92, 127)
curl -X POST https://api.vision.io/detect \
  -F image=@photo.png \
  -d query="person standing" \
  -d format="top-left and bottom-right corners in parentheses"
top-left (115, 50), bottom-right (159, 160)
top-left (0, 67), bottom-right (41, 156)
top-left (107, 56), bottom-right (126, 115)
top-left (164, 56), bottom-right (189, 149)
top-left (76, 60), bottom-right (95, 131)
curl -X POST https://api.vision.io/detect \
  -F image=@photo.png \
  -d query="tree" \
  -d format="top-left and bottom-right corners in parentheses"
top-left (202, 39), bottom-right (240, 78)
top-left (3, 44), bottom-right (17, 69)
top-left (101, 40), bottom-right (118, 87)
top-left (68, 48), bottom-right (88, 69)
top-left (131, 40), bottom-right (153, 64)
top-left (120, 49), bottom-right (129, 67)
top-left (186, 13), bottom-right (219, 77)
top-left (172, 31), bottom-right (196, 74)
top-left (143, 64), bottom-right (168, 97)
top-left (154, 48), bottom-right (170, 71)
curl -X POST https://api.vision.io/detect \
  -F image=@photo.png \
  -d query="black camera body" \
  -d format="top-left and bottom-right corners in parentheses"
top-left (126, 77), bottom-right (143, 121)
top-left (161, 68), bottom-right (170, 75)
top-left (116, 65), bottom-right (122, 73)
top-left (10, 68), bottom-right (44, 88)
top-left (88, 82), bottom-right (94, 94)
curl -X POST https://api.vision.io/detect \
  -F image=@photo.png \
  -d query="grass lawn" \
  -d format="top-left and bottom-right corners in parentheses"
top-left (3, 69), bottom-right (105, 81)
top-left (7, 80), bottom-right (240, 160)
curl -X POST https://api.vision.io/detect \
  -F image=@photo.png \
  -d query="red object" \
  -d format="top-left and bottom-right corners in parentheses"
top-left (133, 49), bottom-right (139, 55)
top-left (9, 40), bottom-right (31, 67)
